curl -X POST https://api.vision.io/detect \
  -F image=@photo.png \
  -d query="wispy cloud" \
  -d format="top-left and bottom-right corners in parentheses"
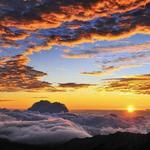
top-left (63, 42), bottom-right (150, 59)
top-left (58, 83), bottom-right (96, 89)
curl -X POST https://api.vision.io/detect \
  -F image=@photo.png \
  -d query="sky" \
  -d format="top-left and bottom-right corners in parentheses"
top-left (0, 0), bottom-right (150, 110)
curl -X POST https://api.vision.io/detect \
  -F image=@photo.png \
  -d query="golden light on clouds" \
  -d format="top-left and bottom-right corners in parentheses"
top-left (0, 0), bottom-right (150, 110)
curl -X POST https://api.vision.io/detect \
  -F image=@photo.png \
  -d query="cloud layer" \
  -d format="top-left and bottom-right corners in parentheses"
top-left (54, 111), bottom-right (150, 135)
top-left (1, 109), bottom-right (150, 144)
top-left (0, 110), bottom-right (90, 144)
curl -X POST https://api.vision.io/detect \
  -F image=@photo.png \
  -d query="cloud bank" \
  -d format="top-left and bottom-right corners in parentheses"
top-left (0, 110), bottom-right (90, 144)
top-left (55, 111), bottom-right (150, 135)
top-left (1, 109), bottom-right (150, 144)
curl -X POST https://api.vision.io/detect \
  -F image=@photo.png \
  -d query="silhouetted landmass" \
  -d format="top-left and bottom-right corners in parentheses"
top-left (28, 100), bottom-right (68, 113)
top-left (1, 132), bottom-right (150, 150)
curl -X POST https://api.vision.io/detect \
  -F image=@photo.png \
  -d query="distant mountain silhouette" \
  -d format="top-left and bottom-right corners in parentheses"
top-left (0, 132), bottom-right (150, 150)
top-left (28, 100), bottom-right (68, 113)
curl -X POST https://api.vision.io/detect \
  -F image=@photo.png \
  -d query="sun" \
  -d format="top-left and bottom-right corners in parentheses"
top-left (127, 105), bottom-right (135, 113)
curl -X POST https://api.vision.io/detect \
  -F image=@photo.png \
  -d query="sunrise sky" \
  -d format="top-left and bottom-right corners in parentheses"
top-left (0, 0), bottom-right (150, 110)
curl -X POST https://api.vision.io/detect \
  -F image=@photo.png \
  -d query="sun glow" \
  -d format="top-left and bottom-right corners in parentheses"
top-left (127, 105), bottom-right (135, 113)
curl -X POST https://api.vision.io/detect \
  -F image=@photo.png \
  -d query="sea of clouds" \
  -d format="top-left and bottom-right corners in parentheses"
top-left (0, 109), bottom-right (150, 144)
top-left (0, 109), bottom-right (90, 144)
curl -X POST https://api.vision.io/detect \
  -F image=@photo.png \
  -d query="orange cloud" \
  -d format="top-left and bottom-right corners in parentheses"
top-left (100, 74), bottom-right (150, 95)
top-left (1, 0), bottom-right (150, 93)
top-left (1, 0), bottom-right (150, 31)
top-left (1, 0), bottom-right (150, 52)
top-left (0, 55), bottom-right (52, 92)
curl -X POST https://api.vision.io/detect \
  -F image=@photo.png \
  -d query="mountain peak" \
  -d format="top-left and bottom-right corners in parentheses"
top-left (28, 100), bottom-right (68, 113)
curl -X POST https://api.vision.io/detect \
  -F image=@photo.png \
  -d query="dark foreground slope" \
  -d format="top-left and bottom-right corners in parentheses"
top-left (1, 132), bottom-right (150, 150)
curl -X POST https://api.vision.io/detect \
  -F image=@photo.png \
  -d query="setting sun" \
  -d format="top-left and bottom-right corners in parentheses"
top-left (127, 105), bottom-right (136, 113)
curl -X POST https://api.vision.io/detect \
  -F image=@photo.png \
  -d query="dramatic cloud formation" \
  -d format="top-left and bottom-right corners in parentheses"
top-left (0, 54), bottom-right (70, 92)
top-left (0, 0), bottom-right (150, 93)
top-left (0, 55), bottom-right (53, 92)
top-left (0, 110), bottom-right (90, 144)
top-left (100, 74), bottom-right (150, 95)
top-left (1, 109), bottom-right (150, 144)
top-left (54, 111), bottom-right (150, 135)
top-left (1, 0), bottom-right (150, 52)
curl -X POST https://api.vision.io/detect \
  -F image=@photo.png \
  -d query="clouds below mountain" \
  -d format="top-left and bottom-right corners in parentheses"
top-left (56, 112), bottom-right (150, 135)
top-left (1, 109), bottom-right (150, 144)
top-left (0, 110), bottom-right (90, 144)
